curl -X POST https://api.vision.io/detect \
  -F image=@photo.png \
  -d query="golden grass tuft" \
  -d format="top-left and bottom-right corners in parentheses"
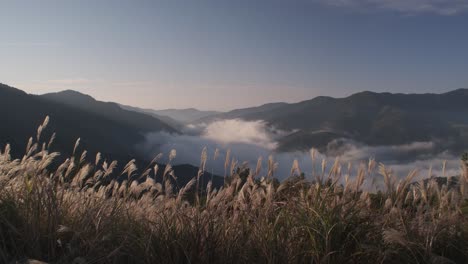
top-left (0, 117), bottom-right (466, 263)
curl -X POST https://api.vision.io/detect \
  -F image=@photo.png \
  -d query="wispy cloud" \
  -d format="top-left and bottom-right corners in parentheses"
top-left (317, 0), bottom-right (468, 15)
top-left (12, 78), bottom-right (153, 90)
top-left (46, 78), bottom-right (92, 85)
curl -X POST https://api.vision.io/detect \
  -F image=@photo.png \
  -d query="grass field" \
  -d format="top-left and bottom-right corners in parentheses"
top-left (0, 117), bottom-right (467, 263)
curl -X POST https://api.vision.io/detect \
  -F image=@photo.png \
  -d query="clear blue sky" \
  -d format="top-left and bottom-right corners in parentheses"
top-left (1, 0), bottom-right (468, 110)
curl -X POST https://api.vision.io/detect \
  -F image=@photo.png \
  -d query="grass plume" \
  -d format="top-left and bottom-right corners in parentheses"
top-left (0, 117), bottom-right (467, 263)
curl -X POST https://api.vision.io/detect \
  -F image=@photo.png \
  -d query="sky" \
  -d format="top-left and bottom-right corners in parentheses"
top-left (1, 0), bottom-right (468, 111)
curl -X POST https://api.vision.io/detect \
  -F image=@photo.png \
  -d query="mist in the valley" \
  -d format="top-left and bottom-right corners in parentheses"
top-left (138, 119), bottom-right (462, 182)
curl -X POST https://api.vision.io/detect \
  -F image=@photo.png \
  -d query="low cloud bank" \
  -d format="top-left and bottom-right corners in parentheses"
top-left (202, 119), bottom-right (280, 149)
top-left (138, 119), bottom-right (463, 182)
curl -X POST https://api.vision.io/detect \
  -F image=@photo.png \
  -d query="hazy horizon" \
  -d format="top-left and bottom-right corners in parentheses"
top-left (4, 83), bottom-right (468, 112)
top-left (2, 0), bottom-right (468, 111)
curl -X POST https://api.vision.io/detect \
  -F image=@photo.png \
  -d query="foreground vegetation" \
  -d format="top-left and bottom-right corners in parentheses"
top-left (0, 118), bottom-right (467, 263)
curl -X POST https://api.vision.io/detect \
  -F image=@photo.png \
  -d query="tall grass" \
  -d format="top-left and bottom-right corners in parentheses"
top-left (0, 117), bottom-right (467, 263)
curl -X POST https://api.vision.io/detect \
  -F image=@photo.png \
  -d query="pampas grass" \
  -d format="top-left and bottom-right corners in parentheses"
top-left (0, 117), bottom-right (467, 263)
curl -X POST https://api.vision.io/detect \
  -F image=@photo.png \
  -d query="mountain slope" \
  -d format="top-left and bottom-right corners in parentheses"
top-left (0, 84), bottom-right (225, 189)
top-left (0, 84), bottom-right (174, 160)
top-left (152, 108), bottom-right (221, 124)
top-left (199, 102), bottom-right (287, 123)
top-left (118, 104), bottom-right (184, 131)
top-left (41, 90), bottom-right (177, 134)
top-left (203, 89), bottom-right (468, 152)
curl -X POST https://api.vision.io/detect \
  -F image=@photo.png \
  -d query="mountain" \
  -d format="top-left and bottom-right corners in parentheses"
top-left (151, 108), bottom-right (221, 124)
top-left (0, 84), bottom-right (176, 160)
top-left (0, 84), bottom-right (225, 188)
top-left (118, 104), bottom-right (184, 130)
top-left (41, 90), bottom-right (178, 134)
top-left (201, 89), bottom-right (468, 152)
top-left (199, 102), bottom-right (287, 122)
top-left (119, 104), bottom-right (221, 126)
top-left (0, 84), bottom-right (177, 160)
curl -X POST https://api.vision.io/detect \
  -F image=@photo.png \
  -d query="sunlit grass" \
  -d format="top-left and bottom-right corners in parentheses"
top-left (0, 117), bottom-right (467, 263)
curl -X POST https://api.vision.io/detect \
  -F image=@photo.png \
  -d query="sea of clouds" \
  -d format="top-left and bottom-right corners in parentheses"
top-left (138, 119), bottom-right (462, 182)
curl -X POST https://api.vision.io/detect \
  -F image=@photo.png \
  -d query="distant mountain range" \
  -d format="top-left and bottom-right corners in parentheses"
top-left (0, 84), bottom-right (222, 187)
top-left (200, 89), bottom-right (468, 153)
top-left (40, 86), bottom-right (468, 155)
top-left (0, 84), bottom-right (172, 160)
top-left (42, 90), bottom-right (178, 135)
top-left (119, 104), bottom-right (220, 125)
top-left (151, 108), bottom-right (221, 124)
top-left (118, 104), bottom-right (185, 130)
top-left (2, 82), bottom-right (468, 167)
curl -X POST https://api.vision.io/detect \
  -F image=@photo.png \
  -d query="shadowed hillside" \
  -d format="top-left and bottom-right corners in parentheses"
top-left (41, 90), bottom-right (178, 134)
top-left (202, 89), bottom-right (468, 152)
top-left (0, 84), bottom-right (176, 161)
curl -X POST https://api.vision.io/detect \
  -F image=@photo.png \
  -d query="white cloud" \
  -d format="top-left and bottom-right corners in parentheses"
top-left (138, 119), bottom-right (463, 183)
top-left (327, 139), bottom-right (439, 162)
top-left (317, 0), bottom-right (468, 15)
top-left (201, 119), bottom-right (279, 149)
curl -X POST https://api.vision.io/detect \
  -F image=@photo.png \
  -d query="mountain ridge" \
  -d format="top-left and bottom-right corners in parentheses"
top-left (0, 83), bottom-right (225, 188)
top-left (5, 83), bottom-right (468, 155)
top-left (41, 90), bottom-right (177, 134)
top-left (199, 88), bottom-right (468, 152)
top-left (0, 84), bottom-right (177, 161)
